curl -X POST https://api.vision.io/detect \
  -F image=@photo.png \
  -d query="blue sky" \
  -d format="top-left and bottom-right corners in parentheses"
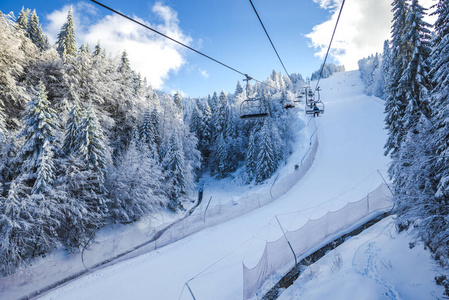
top-left (0, 0), bottom-right (436, 97)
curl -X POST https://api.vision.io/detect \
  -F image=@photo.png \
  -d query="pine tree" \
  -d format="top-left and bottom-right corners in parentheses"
top-left (190, 102), bottom-right (202, 144)
top-left (56, 7), bottom-right (77, 57)
top-left (16, 7), bottom-right (29, 31)
top-left (256, 119), bottom-right (277, 184)
top-left (245, 130), bottom-right (257, 183)
top-left (390, 0), bottom-right (432, 200)
top-left (235, 81), bottom-right (244, 96)
top-left (0, 179), bottom-right (34, 275)
top-left (139, 109), bottom-right (159, 158)
top-left (62, 100), bottom-right (82, 156)
top-left (426, 0), bottom-right (449, 267)
top-left (119, 50), bottom-right (131, 74)
top-left (200, 101), bottom-right (212, 163)
top-left (215, 133), bottom-right (229, 178)
top-left (150, 108), bottom-right (161, 148)
top-left (93, 40), bottom-right (102, 57)
top-left (212, 91), bottom-right (227, 139)
top-left (74, 101), bottom-right (109, 219)
top-left (75, 101), bottom-right (107, 179)
top-left (0, 11), bottom-right (36, 121)
top-left (174, 90), bottom-right (183, 116)
top-left (163, 132), bottom-right (187, 211)
top-left (27, 10), bottom-right (48, 51)
top-left (32, 140), bottom-right (55, 194)
top-left (384, 0), bottom-right (410, 156)
top-left (140, 109), bottom-right (153, 146)
top-left (16, 81), bottom-right (57, 192)
top-left (381, 40), bottom-right (391, 99)
top-left (401, 0), bottom-right (432, 129)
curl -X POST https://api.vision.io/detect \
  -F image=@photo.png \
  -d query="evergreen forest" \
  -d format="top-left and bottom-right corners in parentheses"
top-left (0, 7), bottom-right (305, 275)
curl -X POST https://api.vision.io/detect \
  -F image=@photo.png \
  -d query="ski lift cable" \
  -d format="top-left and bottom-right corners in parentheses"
top-left (248, 0), bottom-right (291, 80)
top-left (314, 0), bottom-right (346, 91)
top-left (89, 0), bottom-right (275, 89)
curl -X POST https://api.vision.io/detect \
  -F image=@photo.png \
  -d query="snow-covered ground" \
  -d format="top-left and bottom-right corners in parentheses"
top-left (277, 216), bottom-right (444, 300)
top-left (10, 71), bottom-right (443, 300)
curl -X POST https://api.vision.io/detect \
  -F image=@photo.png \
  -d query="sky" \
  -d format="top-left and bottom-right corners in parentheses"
top-left (0, 0), bottom-right (437, 97)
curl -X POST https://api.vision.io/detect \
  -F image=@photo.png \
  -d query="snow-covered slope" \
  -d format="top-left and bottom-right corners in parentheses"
top-left (36, 71), bottom-right (441, 300)
top-left (278, 216), bottom-right (444, 300)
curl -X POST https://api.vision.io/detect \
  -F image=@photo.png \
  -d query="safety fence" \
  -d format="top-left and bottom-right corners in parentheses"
top-left (154, 128), bottom-right (319, 251)
top-left (242, 183), bottom-right (392, 299)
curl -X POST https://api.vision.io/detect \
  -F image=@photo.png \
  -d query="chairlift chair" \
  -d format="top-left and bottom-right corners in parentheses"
top-left (305, 100), bottom-right (324, 115)
top-left (304, 86), bottom-right (324, 115)
top-left (240, 97), bottom-right (269, 119)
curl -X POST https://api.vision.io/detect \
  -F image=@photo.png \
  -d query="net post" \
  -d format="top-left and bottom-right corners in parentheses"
top-left (275, 215), bottom-right (297, 266)
top-left (185, 281), bottom-right (197, 300)
top-left (377, 169), bottom-right (394, 196)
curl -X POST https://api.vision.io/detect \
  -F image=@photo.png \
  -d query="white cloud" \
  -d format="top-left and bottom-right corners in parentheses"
top-left (199, 68), bottom-right (209, 78)
top-left (44, 1), bottom-right (191, 89)
top-left (307, 0), bottom-right (436, 71)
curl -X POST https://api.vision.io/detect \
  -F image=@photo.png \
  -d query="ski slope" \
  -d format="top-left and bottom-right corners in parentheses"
top-left (37, 71), bottom-right (418, 300)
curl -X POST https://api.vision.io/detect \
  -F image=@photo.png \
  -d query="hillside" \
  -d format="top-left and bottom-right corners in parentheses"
top-left (5, 71), bottom-right (442, 300)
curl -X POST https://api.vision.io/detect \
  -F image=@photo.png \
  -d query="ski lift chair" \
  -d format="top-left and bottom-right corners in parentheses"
top-left (305, 101), bottom-right (325, 115)
top-left (240, 97), bottom-right (269, 119)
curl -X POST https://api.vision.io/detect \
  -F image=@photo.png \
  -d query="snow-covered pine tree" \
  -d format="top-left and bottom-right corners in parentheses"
top-left (56, 7), bottom-right (77, 57)
top-left (16, 7), bottom-right (29, 31)
top-left (139, 109), bottom-right (160, 159)
top-left (200, 101), bottom-right (212, 163)
top-left (93, 40), bottom-right (101, 56)
top-left (384, 0), bottom-right (411, 156)
top-left (16, 81), bottom-right (58, 192)
top-left (245, 130), bottom-right (257, 183)
top-left (235, 81), bottom-right (244, 96)
top-left (426, 0), bottom-right (449, 268)
top-left (140, 109), bottom-right (153, 146)
top-left (255, 119), bottom-right (277, 184)
top-left (75, 101), bottom-right (107, 179)
top-left (213, 90), bottom-right (228, 139)
top-left (215, 133), bottom-right (229, 178)
top-left (74, 101), bottom-right (109, 219)
top-left (190, 101), bottom-right (202, 145)
top-left (0, 178), bottom-right (34, 275)
top-left (79, 43), bottom-right (90, 54)
top-left (380, 40), bottom-right (391, 99)
top-left (150, 108), bottom-right (161, 148)
top-left (390, 0), bottom-right (432, 201)
top-left (163, 132), bottom-right (187, 211)
top-left (62, 99), bottom-right (82, 156)
top-left (32, 139), bottom-right (56, 194)
top-left (0, 12), bottom-right (36, 127)
top-left (27, 10), bottom-right (48, 51)
top-left (107, 50), bottom-right (138, 160)
top-left (400, 0), bottom-right (432, 129)
top-left (174, 90), bottom-right (183, 116)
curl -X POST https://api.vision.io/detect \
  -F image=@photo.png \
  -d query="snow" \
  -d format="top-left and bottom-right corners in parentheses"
top-left (278, 216), bottom-right (444, 300)
top-left (3, 70), bottom-right (442, 300)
